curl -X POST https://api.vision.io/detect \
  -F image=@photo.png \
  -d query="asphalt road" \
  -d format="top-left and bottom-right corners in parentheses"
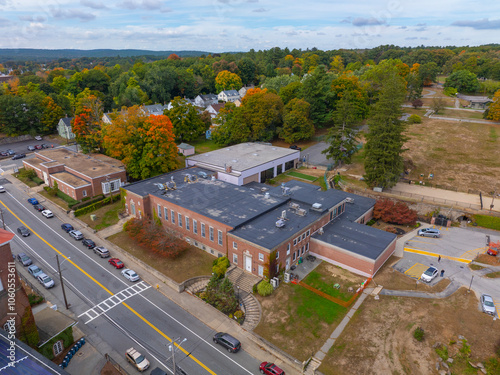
top-left (1, 180), bottom-right (262, 375)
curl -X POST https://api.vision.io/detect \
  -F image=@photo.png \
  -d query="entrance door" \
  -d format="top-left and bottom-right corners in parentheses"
top-left (43, 172), bottom-right (49, 185)
top-left (286, 258), bottom-right (290, 270)
top-left (245, 255), bottom-right (252, 273)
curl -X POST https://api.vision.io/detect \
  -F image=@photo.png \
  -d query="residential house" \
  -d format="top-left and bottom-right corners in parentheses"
top-left (143, 103), bottom-right (169, 116)
top-left (205, 103), bottom-right (226, 120)
top-left (217, 90), bottom-right (240, 103)
top-left (194, 94), bottom-right (218, 108)
top-left (238, 85), bottom-right (254, 98)
top-left (177, 143), bottom-right (195, 156)
top-left (57, 117), bottom-right (74, 139)
top-left (23, 148), bottom-right (126, 201)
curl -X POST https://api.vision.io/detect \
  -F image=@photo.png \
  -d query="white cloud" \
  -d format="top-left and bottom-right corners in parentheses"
top-left (452, 18), bottom-right (500, 30)
top-left (80, 0), bottom-right (108, 10)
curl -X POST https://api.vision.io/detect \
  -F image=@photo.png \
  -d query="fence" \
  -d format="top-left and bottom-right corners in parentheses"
top-left (18, 272), bottom-right (44, 297)
top-left (104, 353), bottom-right (129, 375)
top-left (383, 188), bottom-right (483, 211)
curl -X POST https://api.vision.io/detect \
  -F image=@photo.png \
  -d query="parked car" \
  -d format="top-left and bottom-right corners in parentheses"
top-left (108, 258), bottom-right (124, 269)
top-left (34, 135), bottom-right (42, 141)
top-left (17, 226), bottom-right (30, 237)
top-left (69, 230), bottom-right (84, 240)
top-left (27, 145), bottom-right (35, 151)
top-left (481, 294), bottom-right (496, 316)
top-left (27, 198), bottom-right (39, 205)
top-left (33, 204), bottom-right (46, 212)
top-left (41, 144), bottom-right (50, 149)
top-left (37, 273), bottom-right (54, 289)
top-left (289, 145), bottom-right (302, 151)
top-left (17, 252), bottom-right (32, 266)
top-left (125, 347), bottom-right (150, 372)
top-left (213, 332), bottom-right (241, 353)
top-left (61, 223), bottom-right (74, 232)
top-left (0, 151), bottom-right (8, 157)
top-left (28, 265), bottom-right (44, 278)
top-left (41, 209), bottom-right (54, 218)
top-left (34, 145), bottom-right (43, 150)
top-left (82, 238), bottom-right (96, 249)
top-left (0, 186), bottom-right (5, 193)
top-left (121, 269), bottom-right (139, 281)
top-left (421, 266), bottom-right (439, 283)
top-left (6, 149), bottom-right (15, 155)
top-left (260, 362), bottom-right (285, 375)
top-left (12, 153), bottom-right (26, 160)
top-left (418, 228), bottom-right (441, 238)
top-left (93, 246), bottom-right (110, 258)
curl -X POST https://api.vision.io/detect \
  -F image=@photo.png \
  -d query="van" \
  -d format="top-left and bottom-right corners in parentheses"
top-left (213, 332), bottom-right (241, 353)
top-left (418, 228), bottom-right (441, 238)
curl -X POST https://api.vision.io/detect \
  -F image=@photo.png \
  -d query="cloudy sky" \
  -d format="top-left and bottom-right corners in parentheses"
top-left (1, 0), bottom-right (499, 52)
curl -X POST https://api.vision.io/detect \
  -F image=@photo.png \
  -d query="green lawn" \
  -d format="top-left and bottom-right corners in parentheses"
top-left (190, 136), bottom-right (223, 154)
top-left (78, 200), bottom-right (123, 231)
top-left (287, 171), bottom-right (318, 182)
top-left (38, 190), bottom-right (70, 210)
top-left (473, 214), bottom-right (500, 231)
top-left (303, 270), bottom-right (358, 302)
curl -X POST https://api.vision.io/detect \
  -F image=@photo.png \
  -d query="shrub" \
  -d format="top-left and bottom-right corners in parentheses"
top-left (74, 196), bottom-right (119, 216)
top-left (71, 194), bottom-right (105, 210)
top-left (204, 276), bottom-right (238, 314)
top-left (459, 339), bottom-right (471, 358)
top-left (252, 283), bottom-right (259, 294)
top-left (443, 87), bottom-right (457, 97)
top-left (374, 199), bottom-right (417, 225)
top-left (407, 114), bottom-right (422, 124)
top-left (411, 99), bottom-right (423, 109)
top-left (18, 168), bottom-right (36, 180)
top-left (367, 219), bottom-right (377, 226)
top-left (28, 293), bottom-right (44, 306)
top-left (257, 280), bottom-right (273, 297)
top-left (234, 310), bottom-right (243, 319)
top-left (435, 344), bottom-right (448, 360)
top-left (31, 177), bottom-right (44, 185)
top-left (56, 190), bottom-right (78, 206)
top-left (413, 327), bottom-right (425, 341)
top-left (212, 256), bottom-right (230, 279)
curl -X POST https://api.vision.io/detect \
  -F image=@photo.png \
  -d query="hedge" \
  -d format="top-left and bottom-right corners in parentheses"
top-left (70, 194), bottom-right (105, 210)
top-left (31, 177), bottom-right (44, 185)
top-left (74, 194), bottom-right (120, 217)
top-left (56, 190), bottom-right (79, 206)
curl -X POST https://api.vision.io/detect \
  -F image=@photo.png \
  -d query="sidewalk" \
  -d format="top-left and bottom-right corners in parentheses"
top-left (4, 173), bottom-right (304, 374)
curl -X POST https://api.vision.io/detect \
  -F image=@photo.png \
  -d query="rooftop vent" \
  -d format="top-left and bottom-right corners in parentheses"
top-left (154, 183), bottom-right (164, 190)
top-left (296, 208), bottom-right (307, 216)
top-left (198, 171), bottom-right (208, 179)
top-left (211, 175), bottom-right (216, 181)
top-left (260, 187), bottom-right (269, 192)
top-left (318, 227), bottom-right (324, 235)
top-left (276, 219), bottom-right (286, 228)
top-left (312, 203), bottom-right (322, 210)
top-left (253, 153), bottom-right (258, 156)
top-left (345, 197), bottom-right (354, 203)
top-left (289, 202), bottom-right (300, 210)
top-left (265, 192), bottom-right (270, 199)
top-left (281, 210), bottom-right (287, 219)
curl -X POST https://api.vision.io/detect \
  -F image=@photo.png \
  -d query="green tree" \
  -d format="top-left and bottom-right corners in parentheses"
top-left (300, 65), bottom-right (334, 127)
top-left (0, 95), bottom-right (28, 135)
top-left (363, 71), bottom-right (407, 188)
top-left (262, 75), bottom-right (299, 94)
top-left (141, 64), bottom-right (176, 104)
top-left (241, 91), bottom-right (284, 141)
top-left (279, 98), bottom-right (315, 144)
top-left (164, 97), bottom-right (207, 142)
top-left (237, 57), bottom-right (257, 85)
top-left (444, 70), bottom-right (480, 93)
top-left (430, 97), bottom-right (446, 114)
top-left (279, 81), bottom-right (302, 105)
top-left (485, 89), bottom-right (500, 121)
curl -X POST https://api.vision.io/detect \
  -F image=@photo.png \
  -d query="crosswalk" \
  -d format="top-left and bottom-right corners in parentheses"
top-left (78, 281), bottom-right (151, 324)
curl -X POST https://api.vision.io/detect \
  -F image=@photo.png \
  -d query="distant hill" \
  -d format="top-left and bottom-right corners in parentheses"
top-left (0, 49), bottom-right (210, 63)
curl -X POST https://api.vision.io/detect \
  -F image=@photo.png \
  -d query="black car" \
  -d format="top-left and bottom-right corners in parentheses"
top-left (289, 145), bottom-right (302, 151)
top-left (17, 226), bottom-right (30, 237)
top-left (12, 154), bottom-right (26, 160)
top-left (213, 332), bottom-right (241, 353)
top-left (82, 238), bottom-right (96, 249)
top-left (33, 204), bottom-right (45, 212)
top-left (61, 223), bottom-right (74, 232)
top-left (41, 144), bottom-right (50, 149)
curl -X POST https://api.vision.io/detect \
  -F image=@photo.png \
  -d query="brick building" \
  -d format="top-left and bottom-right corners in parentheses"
top-left (23, 148), bottom-right (126, 201)
top-left (123, 167), bottom-right (396, 278)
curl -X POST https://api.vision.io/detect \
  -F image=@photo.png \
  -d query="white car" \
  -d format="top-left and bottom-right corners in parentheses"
top-left (37, 273), bottom-right (55, 288)
top-left (0, 185), bottom-right (5, 193)
top-left (41, 209), bottom-right (54, 218)
top-left (121, 269), bottom-right (140, 282)
top-left (481, 294), bottom-right (496, 316)
top-left (420, 266), bottom-right (439, 283)
top-left (34, 135), bottom-right (42, 141)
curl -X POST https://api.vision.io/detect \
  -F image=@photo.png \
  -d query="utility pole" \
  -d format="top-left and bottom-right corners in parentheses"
top-left (56, 255), bottom-right (70, 309)
top-left (169, 337), bottom-right (187, 375)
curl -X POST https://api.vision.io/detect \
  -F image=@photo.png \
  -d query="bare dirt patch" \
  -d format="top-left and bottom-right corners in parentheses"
top-left (476, 254), bottom-right (500, 266)
top-left (319, 287), bottom-right (500, 375)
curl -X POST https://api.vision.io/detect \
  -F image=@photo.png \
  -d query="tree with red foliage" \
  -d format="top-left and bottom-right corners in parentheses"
top-left (167, 53), bottom-right (180, 60)
top-left (373, 199), bottom-right (417, 226)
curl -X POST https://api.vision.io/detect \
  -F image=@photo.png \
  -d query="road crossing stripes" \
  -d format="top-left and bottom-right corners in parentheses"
top-left (78, 281), bottom-right (151, 324)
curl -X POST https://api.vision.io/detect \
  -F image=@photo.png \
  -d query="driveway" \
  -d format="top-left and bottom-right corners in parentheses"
top-left (301, 142), bottom-right (331, 168)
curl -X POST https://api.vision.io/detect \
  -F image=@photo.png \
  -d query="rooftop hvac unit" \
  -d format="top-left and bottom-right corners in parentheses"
top-left (289, 202), bottom-right (300, 210)
top-left (211, 175), bottom-right (216, 181)
top-left (318, 227), bottom-right (324, 235)
top-left (265, 192), bottom-right (270, 199)
top-left (296, 208), bottom-right (307, 216)
top-left (260, 187), bottom-right (269, 192)
top-left (281, 210), bottom-right (287, 219)
top-left (345, 197), bottom-right (354, 203)
top-left (276, 219), bottom-right (286, 228)
top-left (312, 203), bottom-right (322, 210)
top-left (198, 171), bottom-right (208, 179)
top-left (154, 183), bottom-right (164, 190)
top-left (283, 187), bottom-right (291, 196)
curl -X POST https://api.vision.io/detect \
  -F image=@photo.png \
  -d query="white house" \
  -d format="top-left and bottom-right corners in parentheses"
top-left (218, 90), bottom-right (241, 103)
top-left (239, 85), bottom-right (254, 98)
top-left (57, 117), bottom-right (74, 139)
top-left (194, 94), bottom-right (218, 108)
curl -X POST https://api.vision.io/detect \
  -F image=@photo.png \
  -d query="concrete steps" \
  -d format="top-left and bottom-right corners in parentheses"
top-left (226, 266), bottom-right (260, 293)
top-left (303, 357), bottom-right (322, 375)
top-left (240, 292), bottom-right (261, 331)
top-left (184, 278), bottom-right (209, 294)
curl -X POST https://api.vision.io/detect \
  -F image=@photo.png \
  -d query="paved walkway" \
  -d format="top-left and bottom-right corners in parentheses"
top-left (379, 280), bottom-right (461, 298)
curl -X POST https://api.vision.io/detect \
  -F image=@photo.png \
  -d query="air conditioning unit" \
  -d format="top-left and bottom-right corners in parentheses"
top-left (289, 202), bottom-right (300, 210)
top-left (284, 272), bottom-right (290, 283)
top-left (276, 219), bottom-right (286, 228)
top-left (270, 278), bottom-right (278, 288)
top-left (272, 277), bottom-right (280, 288)
top-left (345, 197), bottom-right (354, 203)
top-left (312, 203), bottom-right (322, 210)
top-left (297, 208), bottom-right (307, 216)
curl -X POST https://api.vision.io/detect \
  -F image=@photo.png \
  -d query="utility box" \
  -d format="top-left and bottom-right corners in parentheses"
top-left (90, 214), bottom-right (97, 221)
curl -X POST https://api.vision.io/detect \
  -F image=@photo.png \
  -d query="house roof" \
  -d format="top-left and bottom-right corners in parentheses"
top-left (33, 304), bottom-right (77, 346)
top-left (457, 94), bottom-right (492, 103)
top-left (143, 104), bottom-right (168, 115)
top-left (51, 171), bottom-right (90, 188)
top-left (59, 117), bottom-right (73, 127)
top-left (220, 90), bottom-right (240, 96)
top-left (32, 148), bottom-right (125, 179)
top-left (177, 143), bottom-right (194, 150)
top-left (200, 94), bottom-right (217, 101)
top-left (0, 228), bottom-right (15, 246)
top-left (187, 143), bottom-right (299, 172)
top-left (208, 103), bottom-right (225, 113)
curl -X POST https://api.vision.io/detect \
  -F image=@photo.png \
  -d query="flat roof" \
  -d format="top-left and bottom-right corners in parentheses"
top-left (35, 148), bottom-right (124, 178)
top-left (312, 219), bottom-right (396, 261)
top-left (51, 171), bottom-right (90, 188)
top-left (124, 167), bottom-right (288, 227)
top-left (187, 143), bottom-right (299, 172)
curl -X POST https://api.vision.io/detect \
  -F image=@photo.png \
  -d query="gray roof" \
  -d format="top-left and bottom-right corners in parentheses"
top-left (59, 117), bottom-right (73, 127)
top-left (124, 167), bottom-right (288, 227)
top-left (143, 104), bottom-right (169, 115)
top-left (312, 218), bottom-right (396, 261)
top-left (221, 90), bottom-right (240, 96)
top-left (200, 94), bottom-right (217, 100)
top-left (177, 143), bottom-right (194, 150)
top-left (187, 143), bottom-right (299, 172)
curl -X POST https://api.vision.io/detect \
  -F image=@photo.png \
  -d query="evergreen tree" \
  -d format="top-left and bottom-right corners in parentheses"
top-left (364, 70), bottom-right (407, 188)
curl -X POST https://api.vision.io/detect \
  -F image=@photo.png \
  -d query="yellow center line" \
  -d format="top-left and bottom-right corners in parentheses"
top-left (404, 247), bottom-right (471, 264)
top-left (2, 200), bottom-right (217, 375)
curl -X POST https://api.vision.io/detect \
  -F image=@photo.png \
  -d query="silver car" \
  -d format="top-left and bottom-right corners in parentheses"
top-left (37, 273), bottom-right (55, 288)
top-left (421, 266), bottom-right (439, 283)
top-left (418, 228), bottom-right (441, 238)
top-left (69, 230), bottom-right (84, 240)
top-left (481, 294), bottom-right (496, 316)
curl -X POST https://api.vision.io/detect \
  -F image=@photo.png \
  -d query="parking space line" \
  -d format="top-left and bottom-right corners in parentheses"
top-left (460, 246), bottom-right (487, 260)
top-left (404, 247), bottom-right (471, 263)
top-left (404, 263), bottom-right (428, 279)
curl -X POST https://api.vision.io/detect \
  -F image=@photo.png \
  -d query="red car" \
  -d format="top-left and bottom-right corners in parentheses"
top-left (259, 362), bottom-right (285, 375)
top-left (108, 258), bottom-right (124, 269)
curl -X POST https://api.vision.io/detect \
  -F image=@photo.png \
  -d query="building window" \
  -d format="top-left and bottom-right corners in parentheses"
top-left (293, 252), bottom-right (297, 261)
top-left (201, 223), bottom-right (206, 238)
top-left (109, 179), bottom-right (120, 192)
top-left (164, 207), bottom-right (169, 221)
top-left (302, 233), bottom-right (306, 240)
top-left (306, 243), bottom-right (309, 251)
top-left (102, 179), bottom-right (120, 194)
top-left (307, 229), bottom-right (310, 237)
top-left (210, 248), bottom-right (214, 254)
top-left (293, 238), bottom-right (297, 246)
top-left (178, 213), bottom-right (182, 227)
top-left (82, 190), bottom-right (87, 197)
top-left (233, 241), bottom-right (237, 249)
top-left (171, 210), bottom-right (175, 224)
top-left (157, 204), bottom-right (162, 218)
top-left (287, 243), bottom-right (290, 255)
top-left (185, 217), bottom-right (190, 231)
top-left (276, 251), bottom-right (279, 259)
top-left (53, 340), bottom-right (63, 356)
top-left (258, 265), bottom-right (264, 277)
top-left (298, 235), bottom-right (302, 243)
top-left (193, 220), bottom-right (198, 234)
top-left (258, 253), bottom-right (264, 261)
top-left (209, 227), bottom-right (214, 242)
top-left (218, 230), bottom-right (223, 246)
top-left (233, 254), bottom-right (238, 264)
top-left (131, 202), bottom-right (136, 216)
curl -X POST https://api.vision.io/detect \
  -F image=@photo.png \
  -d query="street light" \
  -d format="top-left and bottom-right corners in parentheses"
top-left (56, 255), bottom-right (71, 309)
top-left (168, 337), bottom-right (187, 375)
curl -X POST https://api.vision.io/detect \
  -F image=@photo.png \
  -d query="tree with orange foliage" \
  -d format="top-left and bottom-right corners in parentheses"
top-left (72, 95), bottom-right (104, 153)
top-left (485, 89), bottom-right (500, 122)
top-left (167, 53), bottom-right (180, 60)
